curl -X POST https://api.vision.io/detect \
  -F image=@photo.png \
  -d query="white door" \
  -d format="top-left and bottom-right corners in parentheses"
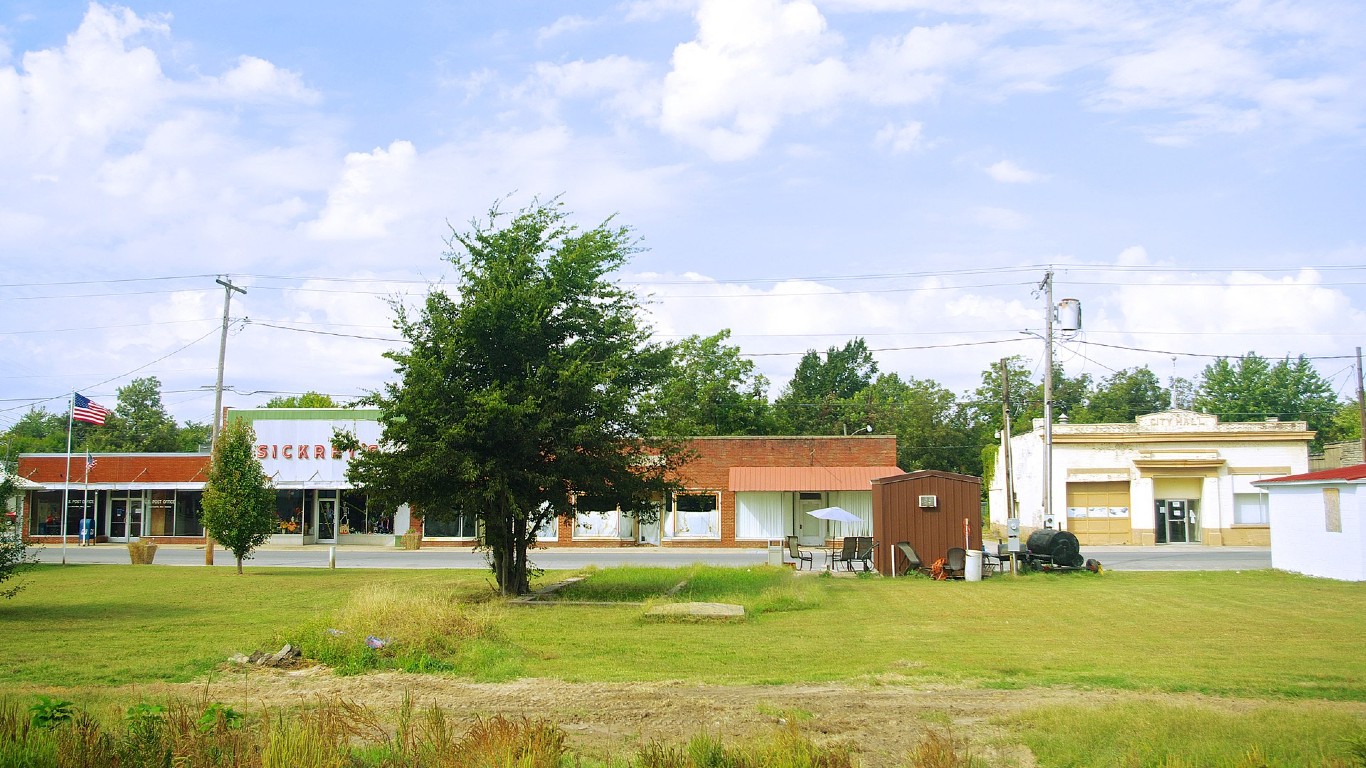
top-left (794, 493), bottom-right (826, 546)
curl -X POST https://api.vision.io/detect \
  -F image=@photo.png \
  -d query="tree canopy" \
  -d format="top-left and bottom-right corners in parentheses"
top-left (1194, 352), bottom-right (1342, 448)
top-left (342, 199), bottom-right (686, 595)
top-left (773, 339), bottom-right (878, 434)
top-left (262, 392), bottom-right (340, 408)
top-left (646, 331), bottom-right (773, 436)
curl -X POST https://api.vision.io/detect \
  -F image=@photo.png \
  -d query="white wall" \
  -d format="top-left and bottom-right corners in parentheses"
top-left (1269, 483), bottom-right (1366, 581)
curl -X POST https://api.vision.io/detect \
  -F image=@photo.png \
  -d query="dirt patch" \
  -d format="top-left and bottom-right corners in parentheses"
top-left (131, 669), bottom-right (1366, 767)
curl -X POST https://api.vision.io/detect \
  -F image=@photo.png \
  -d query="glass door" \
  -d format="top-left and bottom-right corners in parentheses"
top-left (110, 498), bottom-right (127, 541)
top-left (1155, 499), bottom-right (1199, 543)
top-left (316, 493), bottom-right (338, 543)
top-left (128, 496), bottom-right (144, 540)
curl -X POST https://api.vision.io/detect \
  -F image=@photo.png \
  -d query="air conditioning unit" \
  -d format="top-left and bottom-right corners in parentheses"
top-left (918, 494), bottom-right (938, 508)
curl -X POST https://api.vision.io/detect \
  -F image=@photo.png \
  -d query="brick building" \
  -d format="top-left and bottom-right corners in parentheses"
top-left (18, 410), bottom-right (900, 549)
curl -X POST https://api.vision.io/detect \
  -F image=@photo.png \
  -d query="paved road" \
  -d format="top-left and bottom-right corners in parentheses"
top-left (34, 542), bottom-right (1271, 571)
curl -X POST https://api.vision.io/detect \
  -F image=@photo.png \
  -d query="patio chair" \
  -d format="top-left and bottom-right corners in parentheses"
top-left (854, 536), bottom-right (876, 571)
top-left (894, 541), bottom-right (926, 576)
top-left (786, 536), bottom-right (814, 571)
top-left (829, 536), bottom-right (858, 571)
top-left (944, 547), bottom-right (967, 579)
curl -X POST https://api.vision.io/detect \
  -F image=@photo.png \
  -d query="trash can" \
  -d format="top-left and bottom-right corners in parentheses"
top-left (767, 542), bottom-right (784, 567)
top-left (964, 549), bottom-right (983, 582)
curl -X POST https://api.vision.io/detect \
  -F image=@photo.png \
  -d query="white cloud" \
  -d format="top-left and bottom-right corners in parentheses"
top-left (874, 120), bottom-right (924, 153)
top-left (211, 56), bottom-right (320, 104)
top-left (534, 55), bottom-right (659, 120)
top-left (537, 15), bottom-right (593, 43)
top-left (304, 141), bottom-right (419, 240)
top-left (659, 0), bottom-right (851, 160)
top-left (986, 159), bottom-right (1044, 183)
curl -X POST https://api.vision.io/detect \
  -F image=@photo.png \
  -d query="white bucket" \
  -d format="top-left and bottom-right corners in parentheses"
top-left (964, 550), bottom-right (983, 582)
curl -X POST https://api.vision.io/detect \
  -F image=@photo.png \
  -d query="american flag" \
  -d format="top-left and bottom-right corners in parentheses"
top-left (73, 393), bottom-right (111, 426)
top-left (86, 453), bottom-right (97, 471)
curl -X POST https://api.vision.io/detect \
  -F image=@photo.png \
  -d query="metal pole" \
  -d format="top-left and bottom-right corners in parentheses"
top-left (208, 277), bottom-right (246, 566)
top-left (1041, 271), bottom-right (1054, 529)
top-left (1356, 347), bottom-right (1365, 465)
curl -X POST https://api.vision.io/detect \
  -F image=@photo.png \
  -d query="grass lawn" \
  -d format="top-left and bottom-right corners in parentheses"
top-left (1, 563), bottom-right (1364, 766)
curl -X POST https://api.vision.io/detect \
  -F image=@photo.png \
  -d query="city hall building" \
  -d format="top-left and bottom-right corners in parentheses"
top-left (18, 409), bottom-right (900, 549)
top-left (989, 409), bottom-right (1313, 546)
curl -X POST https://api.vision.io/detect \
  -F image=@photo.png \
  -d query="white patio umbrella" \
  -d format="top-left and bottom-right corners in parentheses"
top-left (805, 506), bottom-right (863, 524)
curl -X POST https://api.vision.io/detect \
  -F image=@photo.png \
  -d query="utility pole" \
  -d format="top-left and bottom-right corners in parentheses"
top-left (1001, 357), bottom-right (1018, 573)
top-left (1039, 270), bottom-right (1054, 529)
top-left (208, 277), bottom-right (246, 566)
top-left (1356, 347), bottom-right (1365, 465)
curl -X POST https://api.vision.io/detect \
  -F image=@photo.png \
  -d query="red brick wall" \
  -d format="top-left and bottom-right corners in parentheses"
top-left (18, 454), bottom-right (211, 484)
top-left (674, 437), bottom-right (896, 546)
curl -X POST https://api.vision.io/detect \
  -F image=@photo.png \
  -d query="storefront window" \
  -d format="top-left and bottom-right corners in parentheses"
top-left (174, 491), bottom-right (205, 536)
top-left (29, 491), bottom-right (63, 536)
top-left (340, 491), bottom-right (391, 534)
top-left (148, 491), bottom-right (176, 536)
top-left (424, 512), bottom-right (478, 538)
top-left (275, 489), bottom-right (304, 534)
top-left (669, 492), bottom-right (720, 539)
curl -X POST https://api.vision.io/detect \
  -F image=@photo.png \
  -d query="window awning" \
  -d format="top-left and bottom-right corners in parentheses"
top-left (729, 466), bottom-right (903, 492)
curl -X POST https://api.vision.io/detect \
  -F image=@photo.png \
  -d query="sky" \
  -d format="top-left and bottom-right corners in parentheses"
top-left (1, 0), bottom-right (1364, 432)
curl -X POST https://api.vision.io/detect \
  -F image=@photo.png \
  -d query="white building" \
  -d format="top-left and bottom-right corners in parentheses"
top-left (990, 410), bottom-right (1312, 546)
top-left (1255, 465), bottom-right (1366, 581)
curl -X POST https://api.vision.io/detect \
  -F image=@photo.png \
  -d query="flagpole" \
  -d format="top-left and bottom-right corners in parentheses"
top-left (61, 392), bottom-right (75, 566)
top-left (82, 452), bottom-right (91, 547)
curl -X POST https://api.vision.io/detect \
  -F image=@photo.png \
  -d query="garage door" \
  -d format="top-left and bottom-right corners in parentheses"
top-left (1065, 481), bottom-right (1132, 544)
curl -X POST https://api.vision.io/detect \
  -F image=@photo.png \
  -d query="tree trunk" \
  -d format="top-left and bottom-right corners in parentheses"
top-left (513, 514), bottom-right (529, 595)
top-left (236, 555), bottom-right (243, 575)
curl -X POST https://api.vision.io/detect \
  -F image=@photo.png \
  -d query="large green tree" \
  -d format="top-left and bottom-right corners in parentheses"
top-left (88, 377), bottom-right (181, 452)
top-left (341, 200), bottom-right (687, 595)
top-left (773, 338), bottom-right (878, 434)
top-left (262, 392), bottom-right (340, 408)
top-left (846, 372), bottom-right (974, 474)
top-left (200, 419), bottom-right (276, 574)
top-left (646, 330), bottom-right (772, 436)
top-left (0, 409), bottom-right (68, 457)
top-left (1194, 353), bottom-right (1340, 447)
top-left (1075, 366), bottom-right (1170, 423)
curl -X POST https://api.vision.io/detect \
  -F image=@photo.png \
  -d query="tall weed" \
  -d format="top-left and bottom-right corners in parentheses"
top-left (291, 585), bottom-right (521, 678)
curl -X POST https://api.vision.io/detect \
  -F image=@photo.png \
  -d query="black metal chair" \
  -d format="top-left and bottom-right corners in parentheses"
top-left (854, 536), bottom-right (876, 571)
top-left (829, 536), bottom-right (858, 570)
top-left (786, 536), bottom-right (813, 570)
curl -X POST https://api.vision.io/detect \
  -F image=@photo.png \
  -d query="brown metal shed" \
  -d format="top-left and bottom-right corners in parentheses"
top-left (871, 470), bottom-right (983, 576)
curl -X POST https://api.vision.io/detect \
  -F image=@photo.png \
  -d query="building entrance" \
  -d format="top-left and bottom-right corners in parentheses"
top-left (1155, 499), bottom-right (1200, 543)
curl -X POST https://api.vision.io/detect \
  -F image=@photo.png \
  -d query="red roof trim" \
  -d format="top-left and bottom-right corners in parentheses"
top-left (729, 466), bottom-right (902, 492)
top-left (1256, 464), bottom-right (1366, 484)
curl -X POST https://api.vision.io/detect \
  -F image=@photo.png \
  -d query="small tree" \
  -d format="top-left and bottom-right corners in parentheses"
top-left (200, 419), bottom-right (276, 574)
top-left (0, 471), bottom-right (38, 598)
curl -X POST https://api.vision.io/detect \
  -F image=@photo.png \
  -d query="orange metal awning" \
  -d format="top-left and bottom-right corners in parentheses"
top-left (729, 466), bottom-right (903, 492)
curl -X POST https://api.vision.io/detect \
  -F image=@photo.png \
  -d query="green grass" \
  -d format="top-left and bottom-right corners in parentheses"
top-left (511, 569), bottom-right (1366, 698)
top-left (2, 565), bottom-right (1364, 703)
top-left (553, 565), bottom-right (821, 615)
top-left (0, 564), bottom-right (512, 687)
top-left (1003, 700), bottom-right (1366, 767)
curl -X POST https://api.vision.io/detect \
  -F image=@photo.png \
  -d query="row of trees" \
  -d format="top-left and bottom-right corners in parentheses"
top-left (0, 381), bottom-right (340, 461)
top-left (648, 335), bottom-right (1354, 477)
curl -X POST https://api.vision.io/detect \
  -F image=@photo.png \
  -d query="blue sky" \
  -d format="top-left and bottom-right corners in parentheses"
top-left (1, 0), bottom-right (1364, 428)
